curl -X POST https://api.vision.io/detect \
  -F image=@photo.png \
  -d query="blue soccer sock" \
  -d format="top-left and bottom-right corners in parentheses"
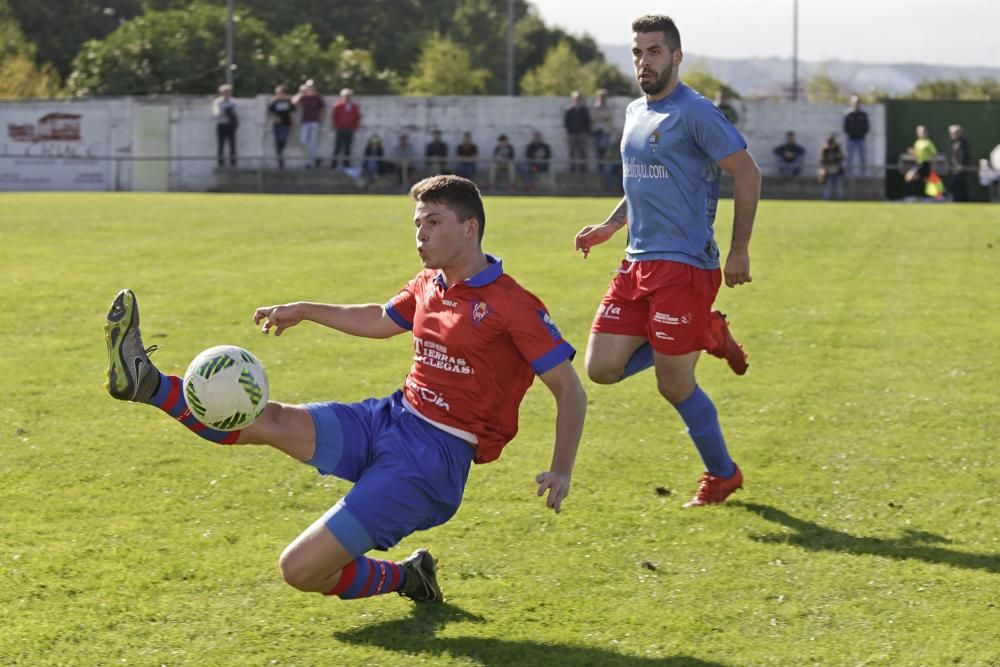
top-left (149, 373), bottom-right (241, 445)
top-left (673, 385), bottom-right (735, 478)
top-left (621, 342), bottom-right (654, 380)
top-left (326, 556), bottom-right (405, 599)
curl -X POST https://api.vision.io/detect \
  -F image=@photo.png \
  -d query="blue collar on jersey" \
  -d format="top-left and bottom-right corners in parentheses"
top-left (433, 254), bottom-right (503, 289)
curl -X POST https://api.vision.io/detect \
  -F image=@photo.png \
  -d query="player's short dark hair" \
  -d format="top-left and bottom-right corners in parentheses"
top-left (631, 15), bottom-right (682, 52)
top-left (409, 175), bottom-right (486, 242)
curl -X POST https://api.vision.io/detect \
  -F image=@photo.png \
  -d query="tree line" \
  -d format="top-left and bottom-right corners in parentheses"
top-left (2, 0), bottom-right (997, 101)
top-left (0, 0), bottom-right (633, 98)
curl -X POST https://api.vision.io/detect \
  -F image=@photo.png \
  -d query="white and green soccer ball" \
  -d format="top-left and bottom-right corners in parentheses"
top-left (182, 345), bottom-right (269, 431)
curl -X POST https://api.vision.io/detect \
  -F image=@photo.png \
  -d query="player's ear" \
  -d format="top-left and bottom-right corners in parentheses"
top-left (674, 48), bottom-right (683, 66)
top-left (464, 217), bottom-right (479, 241)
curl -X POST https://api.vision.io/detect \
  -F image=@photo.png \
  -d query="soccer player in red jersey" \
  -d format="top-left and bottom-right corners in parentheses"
top-left (104, 175), bottom-right (586, 602)
top-left (574, 15), bottom-right (761, 507)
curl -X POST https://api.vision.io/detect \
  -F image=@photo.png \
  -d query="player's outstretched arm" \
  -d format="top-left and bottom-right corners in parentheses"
top-left (253, 302), bottom-right (406, 339)
top-left (717, 149), bottom-right (761, 288)
top-left (535, 360), bottom-right (587, 513)
top-left (574, 197), bottom-right (628, 258)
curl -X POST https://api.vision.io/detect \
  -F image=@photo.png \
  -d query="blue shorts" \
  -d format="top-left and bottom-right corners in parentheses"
top-left (304, 390), bottom-right (475, 556)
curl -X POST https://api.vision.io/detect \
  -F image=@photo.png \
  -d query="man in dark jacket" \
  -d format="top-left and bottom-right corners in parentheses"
top-left (564, 91), bottom-right (591, 173)
top-left (948, 124), bottom-right (972, 202)
top-left (773, 131), bottom-right (805, 176)
top-left (843, 94), bottom-right (870, 176)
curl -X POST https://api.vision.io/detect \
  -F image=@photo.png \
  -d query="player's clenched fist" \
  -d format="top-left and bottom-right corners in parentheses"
top-left (574, 223), bottom-right (618, 258)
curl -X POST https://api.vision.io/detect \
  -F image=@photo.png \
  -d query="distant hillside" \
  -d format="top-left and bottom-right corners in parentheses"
top-left (602, 45), bottom-right (1000, 98)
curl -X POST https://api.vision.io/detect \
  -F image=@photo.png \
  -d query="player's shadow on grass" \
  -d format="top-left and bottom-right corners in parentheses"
top-left (733, 501), bottom-right (1000, 574)
top-left (334, 601), bottom-right (729, 667)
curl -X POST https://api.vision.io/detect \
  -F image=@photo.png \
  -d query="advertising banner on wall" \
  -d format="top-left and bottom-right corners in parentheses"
top-left (0, 106), bottom-right (112, 191)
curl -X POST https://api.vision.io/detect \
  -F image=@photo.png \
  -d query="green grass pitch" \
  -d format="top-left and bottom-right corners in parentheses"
top-left (0, 192), bottom-right (998, 666)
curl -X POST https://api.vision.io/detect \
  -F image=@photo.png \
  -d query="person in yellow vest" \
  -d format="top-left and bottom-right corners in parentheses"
top-left (904, 125), bottom-right (943, 198)
top-left (911, 125), bottom-right (938, 164)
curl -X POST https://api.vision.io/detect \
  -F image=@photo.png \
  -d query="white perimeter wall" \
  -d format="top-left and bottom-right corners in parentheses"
top-left (0, 95), bottom-right (886, 192)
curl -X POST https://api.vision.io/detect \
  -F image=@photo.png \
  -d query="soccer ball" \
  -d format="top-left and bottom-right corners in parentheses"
top-left (182, 345), bottom-right (269, 431)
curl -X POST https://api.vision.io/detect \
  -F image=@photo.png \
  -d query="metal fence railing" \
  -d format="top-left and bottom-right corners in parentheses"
top-left (3, 152), bottom-right (995, 200)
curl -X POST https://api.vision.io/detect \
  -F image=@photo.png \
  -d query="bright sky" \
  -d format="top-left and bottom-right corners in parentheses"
top-left (529, 0), bottom-right (1000, 68)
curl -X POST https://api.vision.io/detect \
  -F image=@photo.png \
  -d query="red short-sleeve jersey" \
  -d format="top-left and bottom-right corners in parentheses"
top-left (384, 256), bottom-right (575, 464)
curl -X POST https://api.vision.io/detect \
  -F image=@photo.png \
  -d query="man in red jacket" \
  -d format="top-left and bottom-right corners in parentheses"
top-left (332, 88), bottom-right (362, 169)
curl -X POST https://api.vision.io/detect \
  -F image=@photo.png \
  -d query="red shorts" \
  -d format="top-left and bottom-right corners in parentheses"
top-left (590, 260), bottom-right (722, 355)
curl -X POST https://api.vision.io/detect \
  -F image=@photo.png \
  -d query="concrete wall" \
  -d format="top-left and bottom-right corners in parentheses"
top-left (733, 99), bottom-right (887, 174)
top-left (0, 95), bottom-right (887, 192)
top-left (0, 99), bottom-right (133, 191)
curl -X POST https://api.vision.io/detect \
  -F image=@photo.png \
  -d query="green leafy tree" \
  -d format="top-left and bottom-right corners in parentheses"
top-left (0, 0), bottom-right (62, 98)
top-left (683, 66), bottom-right (740, 99)
top-left (142, 0), bottom-right (431, 81)
top-left (859, 87), bottom-right (893, 104)
top-left (67, 3), bottom-right (384, 96)
top-left (12, 0), bottom-right (630, 97)
top-left (805, 69), bottom-right (847, 103)
top-left (6, 0), bottom-right (144, 78)
top-left (336, 48), bottom-right (402, 94)
top-left (909, 77), bottom-right (1000, 101)
top-left (265, 28), bottom-right (397, 94)
top-left (520, 41), bottom-right (596, 96)
top-left (580, 56), bottom-right (632, 96)
top-left (68, 4), bottom-right (275, 95)
top-left (514, 8), bottom-right (630, 95)
top-left (405, 35), bottom-right (489, 95)
top-left (447, 0), bottom-right (510, 93)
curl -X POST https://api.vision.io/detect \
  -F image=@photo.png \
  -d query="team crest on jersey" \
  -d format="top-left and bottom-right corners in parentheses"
top-left (648, 129), bottom-right (661, 153)
top-left (537, 309), bottom-right (562, 340)
top-left (471, 300), bottom-right (491, 326)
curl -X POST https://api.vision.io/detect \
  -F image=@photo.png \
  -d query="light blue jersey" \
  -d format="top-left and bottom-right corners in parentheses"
top-left (621, 83), bottom-right (746, 269)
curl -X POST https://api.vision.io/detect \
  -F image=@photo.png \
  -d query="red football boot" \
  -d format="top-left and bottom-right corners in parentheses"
top-left (683, 464), bottom-right (744, 507)
top-left (706, 311), bottom-right (748, 375)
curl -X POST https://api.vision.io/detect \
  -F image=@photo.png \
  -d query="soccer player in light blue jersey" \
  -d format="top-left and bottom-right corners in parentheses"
top-left (574, 14), bottom-right (761, 507)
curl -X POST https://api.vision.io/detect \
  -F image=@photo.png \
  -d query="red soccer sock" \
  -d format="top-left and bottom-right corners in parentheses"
top-left (326, 557), bottom-right (404, 599)
top-left (150, 374), bottom-right (240, 444)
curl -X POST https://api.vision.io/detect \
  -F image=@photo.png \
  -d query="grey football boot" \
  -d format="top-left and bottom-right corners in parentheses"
top-left (397, 549), bottom-right (443, 603)
top-left (104, 289), bottom-right (160, 403)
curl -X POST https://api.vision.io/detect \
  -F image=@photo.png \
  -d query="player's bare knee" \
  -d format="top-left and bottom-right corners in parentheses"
top-left (278, 547), bottom-right (322, 592)
top-left (656, 376), bottom-right (695, 405)
top-left (585, 358), bottom-right (624, 384)
top-left (261, 402), bottom-right (300, 434)
top-left (588, 368), bottom-right (623, 384)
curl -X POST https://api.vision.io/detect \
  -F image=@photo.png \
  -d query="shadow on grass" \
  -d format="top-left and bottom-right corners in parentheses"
top-left (733, 501), bottom-right (1000, 574)
top-left (334, 601), bottom-right (729, 667)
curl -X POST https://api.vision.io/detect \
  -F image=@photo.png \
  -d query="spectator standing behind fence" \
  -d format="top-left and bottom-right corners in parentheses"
top-left (948, 124), bottom-right (972, 202)
top-left (591, 89), bottom-right (613, 173)
top-left (331, 88), bottom-right (361, 169)
top-left (714, 91), bottom-right (739, 126)
top-left (488, 134), bottom-right (516, 190)
top-left (565, 91), bottom-right (591, 173)
top-left (773, 131), bottom-right (805, 176)
top-left (456, 132), bottom-right (479, 181)
top-left (293, 81), bottom-right (325, 168)
top-left (361, 135), bottom-right (385, 187)
top-left (818, 134), bottom-right (845, 200)
top-left (425, 130), bottom-right (449, 176)
top-left (267, 85), bottom-right (296, 170)
top-left (212, 84), bottom-right (238, 167)
top-left (393, 132), bottom-right (416, 189)
top-left (843, 94), bottom-right (870, 176)
top-left (521, 131), bottom-right (553, 192)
